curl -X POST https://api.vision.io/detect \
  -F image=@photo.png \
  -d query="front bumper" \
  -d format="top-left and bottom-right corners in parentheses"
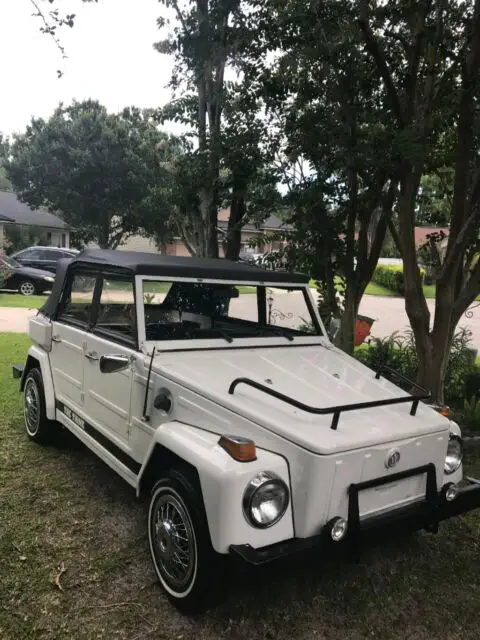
top-left (230, 464), bottom-right (480, 566)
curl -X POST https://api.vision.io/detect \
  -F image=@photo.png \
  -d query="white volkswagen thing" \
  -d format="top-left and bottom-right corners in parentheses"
top-left (13, 250), bottom-right (480, 613)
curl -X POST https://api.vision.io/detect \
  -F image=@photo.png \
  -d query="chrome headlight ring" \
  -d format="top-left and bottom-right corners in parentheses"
top-left (444, 434), bottom-right (463, 475)
top-left (242, 471), bottom-right (290, 529)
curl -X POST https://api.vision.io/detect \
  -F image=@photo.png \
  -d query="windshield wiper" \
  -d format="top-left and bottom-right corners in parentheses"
top-left (264, 326), bottom-right (294, 341)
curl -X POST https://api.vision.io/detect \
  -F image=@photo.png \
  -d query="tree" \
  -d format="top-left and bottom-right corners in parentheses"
top-left (247, 0), bottom-right (397, 352)
top-left (417, 169), bottom-right (454, 226)
top-left (359, 0), bottom-right (480, 403)
top-left (155, 0), bottom-right (262, 258)
top-left (7, 100), bottom-right (175, 248)
top-left (0, 134), bottom-right (12, 191)
top-left (30, 0), bottom-right (98, 77)
top-left (220, 88), bottom-right (281, 259)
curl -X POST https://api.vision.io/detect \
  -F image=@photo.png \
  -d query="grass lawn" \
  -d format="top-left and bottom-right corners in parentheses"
top-left (0, 293), bottom-right (47, 309)
top-left (2, 333), bottom-right (480, 638)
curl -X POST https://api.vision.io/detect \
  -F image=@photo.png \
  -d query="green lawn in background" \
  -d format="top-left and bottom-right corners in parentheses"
top-left (0, 293), bottom-right (47, 309)
top-left (2, 331), bottom-right (480, 639)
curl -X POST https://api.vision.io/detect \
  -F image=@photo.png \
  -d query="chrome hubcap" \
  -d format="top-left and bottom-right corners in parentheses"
top-left (152, 494), bottom-right (195, 591)
top-left (24, 379), bottom-right (40, 434)
top-left (20, 281), bottom-right (35, 296)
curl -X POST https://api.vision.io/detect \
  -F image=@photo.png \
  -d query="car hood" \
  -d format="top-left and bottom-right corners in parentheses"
top-left (13, 265), bottom-right (54, 279)
top-left (154, 344), bottom-right (449, 454)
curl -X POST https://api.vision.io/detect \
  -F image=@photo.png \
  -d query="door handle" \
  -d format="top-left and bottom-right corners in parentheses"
top-left (52, 335), bottom-right (62, 343)
top-left (85, 351), bottom-right (99, 361)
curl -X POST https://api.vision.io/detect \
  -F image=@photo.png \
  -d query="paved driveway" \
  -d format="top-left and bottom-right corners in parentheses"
top-left (359, 295), bottom-right (480, 350)
top-left (0, 307), bottom-right (36, 333)
top-left (1, 293), bottom-right (479, 351)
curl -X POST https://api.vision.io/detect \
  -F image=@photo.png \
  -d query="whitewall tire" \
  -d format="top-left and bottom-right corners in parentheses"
top-left (148, 469), bottom-right (227, 614)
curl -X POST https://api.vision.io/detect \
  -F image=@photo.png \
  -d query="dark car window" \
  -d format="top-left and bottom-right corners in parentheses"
top-left (17, 248), bottom-right (41, 259)
top-left (42, 248), bottom-right (65, 259)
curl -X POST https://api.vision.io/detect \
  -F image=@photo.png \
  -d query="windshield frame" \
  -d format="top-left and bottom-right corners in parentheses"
top-left (135, 275), bottom-right (327, 351)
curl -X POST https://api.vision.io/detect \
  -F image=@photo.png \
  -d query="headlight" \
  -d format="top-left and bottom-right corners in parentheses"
top-left (242, 471), bottom-right (289, 528)
top-left (43, 276), bottom-right (54, 282)
top-left (444, 434), bottom-right (463, 475)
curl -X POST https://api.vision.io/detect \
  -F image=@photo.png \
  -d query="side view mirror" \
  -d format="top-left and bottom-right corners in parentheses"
top-left (100, 354), bottom-right (131, 374)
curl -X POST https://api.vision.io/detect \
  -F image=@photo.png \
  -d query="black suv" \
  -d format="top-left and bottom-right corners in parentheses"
top-left (11, 246), bottom-right (78, 274)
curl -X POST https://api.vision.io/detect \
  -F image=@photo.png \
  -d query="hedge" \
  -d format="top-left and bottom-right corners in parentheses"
top-left (372, 264), bottom-right (425, 295)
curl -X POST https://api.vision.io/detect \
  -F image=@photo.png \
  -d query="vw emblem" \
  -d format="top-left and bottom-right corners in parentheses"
top-left (386, 448), bottom-right (401, 469)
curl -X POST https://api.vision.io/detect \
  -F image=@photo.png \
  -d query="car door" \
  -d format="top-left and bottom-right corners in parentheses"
top-left (49, 270), bottom-right (98, 413)
top-left (83, 274), bottom-right (135, 445)
top-left (39, 248), bottom-right (60, 272)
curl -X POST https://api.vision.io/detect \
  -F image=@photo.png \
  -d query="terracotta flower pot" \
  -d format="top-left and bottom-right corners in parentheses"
top-left (355, 314), bottom-right (375, 347)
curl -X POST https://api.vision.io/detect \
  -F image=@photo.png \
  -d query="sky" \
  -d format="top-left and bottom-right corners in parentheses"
top-left (0, 0), bottom-right (176, 136)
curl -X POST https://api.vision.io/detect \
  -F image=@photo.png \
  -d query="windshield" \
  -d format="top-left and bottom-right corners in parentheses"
top-left (142, 280), bottom-right (321, 343)
top-left (1, 255), bottom-right (19, 268)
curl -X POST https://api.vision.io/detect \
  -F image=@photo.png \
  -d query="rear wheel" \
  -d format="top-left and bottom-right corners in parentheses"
top-left (148, 469), bottom-right (228, 614)
top-left (23, 368), bottom-right (57, 444)
top-left (18, 279), bottom-right (37, 296)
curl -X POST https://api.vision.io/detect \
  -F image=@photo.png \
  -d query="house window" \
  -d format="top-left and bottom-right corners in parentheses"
top-left (61, 233), bottom-right (66, 247)
top-left (47, 232), bottom-right (52, 244)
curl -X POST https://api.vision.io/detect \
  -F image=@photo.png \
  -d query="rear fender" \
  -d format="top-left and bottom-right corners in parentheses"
top-left (21, 345), bottom-right (55, 420)
top-left (137, 421), bottom-right (294, 553)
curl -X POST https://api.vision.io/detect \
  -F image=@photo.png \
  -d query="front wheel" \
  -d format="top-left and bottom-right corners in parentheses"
top-left (18, 279), bottom-right (37, 296)
top-left (148, 469), bottom-right (228, 614)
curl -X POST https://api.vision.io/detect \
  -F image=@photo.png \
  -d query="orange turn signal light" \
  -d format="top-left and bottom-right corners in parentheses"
top-left (433, 405), bottom-right (452, 418)
top-left (218, 435), bottom-right (257, 462)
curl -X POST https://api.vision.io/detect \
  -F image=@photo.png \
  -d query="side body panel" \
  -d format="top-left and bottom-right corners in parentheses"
top-left (49, 321), bottom-right (86, 410)
top-left (83, 333), bottom-right (134, 444)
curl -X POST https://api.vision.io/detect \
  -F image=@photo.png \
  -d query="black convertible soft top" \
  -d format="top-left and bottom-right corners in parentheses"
top-left (40, 249), bottom-right (309, 317)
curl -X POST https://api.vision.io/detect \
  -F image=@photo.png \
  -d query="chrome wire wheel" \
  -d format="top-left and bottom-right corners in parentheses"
top-left (24, 377), bottom-right (40, 436)
top-left (150, 490), bottom-right (197, 595)
top-left (19, 280), bottom-right (35, 296)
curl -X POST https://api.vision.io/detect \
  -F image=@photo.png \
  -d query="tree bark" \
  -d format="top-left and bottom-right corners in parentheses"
top-left (224, 188), bottom-right (246, 260)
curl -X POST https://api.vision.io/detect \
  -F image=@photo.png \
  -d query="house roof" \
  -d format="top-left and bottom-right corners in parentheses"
top-left (0, 191), bottom-right (68, 229)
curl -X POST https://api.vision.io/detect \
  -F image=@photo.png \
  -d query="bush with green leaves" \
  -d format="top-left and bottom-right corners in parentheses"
top-left (465, 369), bottom-right (480, 399)
top-left (355, 327), bottom-right (477, 405)
top-left (372, 264), bottom-right (425, 295)
top-left (463, 396), bottom-right (480, 430)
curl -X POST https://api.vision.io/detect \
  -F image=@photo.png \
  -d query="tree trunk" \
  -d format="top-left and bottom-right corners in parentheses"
top-left (416, 325), bottom-right (455, 406)
top-left (336, 276), bottom-right (357, 354)
top-left (98, 214), bottom-right (111, 249)
top-left (224, 187), bottom-right (246, 260)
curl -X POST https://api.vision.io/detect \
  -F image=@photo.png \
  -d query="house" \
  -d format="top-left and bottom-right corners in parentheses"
top-left (120, 208), bottom-right (291, 256)
top-left (414, 226), bottom-right (449, 249)
top-left (0, 191), bottom-right (70, 252)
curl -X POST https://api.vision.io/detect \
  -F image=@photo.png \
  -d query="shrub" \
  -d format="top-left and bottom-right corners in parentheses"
top-left (465, 368), bottom-right (480, 399)
top-left (463, 396), bottom-right (480, 430)
top-left (355, 327), bottom-right (476, 405)
top-left (372, 264), bottom-right (425, 294)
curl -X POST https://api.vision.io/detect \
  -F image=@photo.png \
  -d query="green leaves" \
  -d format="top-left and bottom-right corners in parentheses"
top-left (7, 100), bottom-right (176, 249)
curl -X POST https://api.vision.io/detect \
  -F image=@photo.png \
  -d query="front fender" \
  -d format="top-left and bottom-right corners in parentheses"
top-left (21, 345), bottom-right (55, 420)
top-left (137, 421), bottom-right (295, 554)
